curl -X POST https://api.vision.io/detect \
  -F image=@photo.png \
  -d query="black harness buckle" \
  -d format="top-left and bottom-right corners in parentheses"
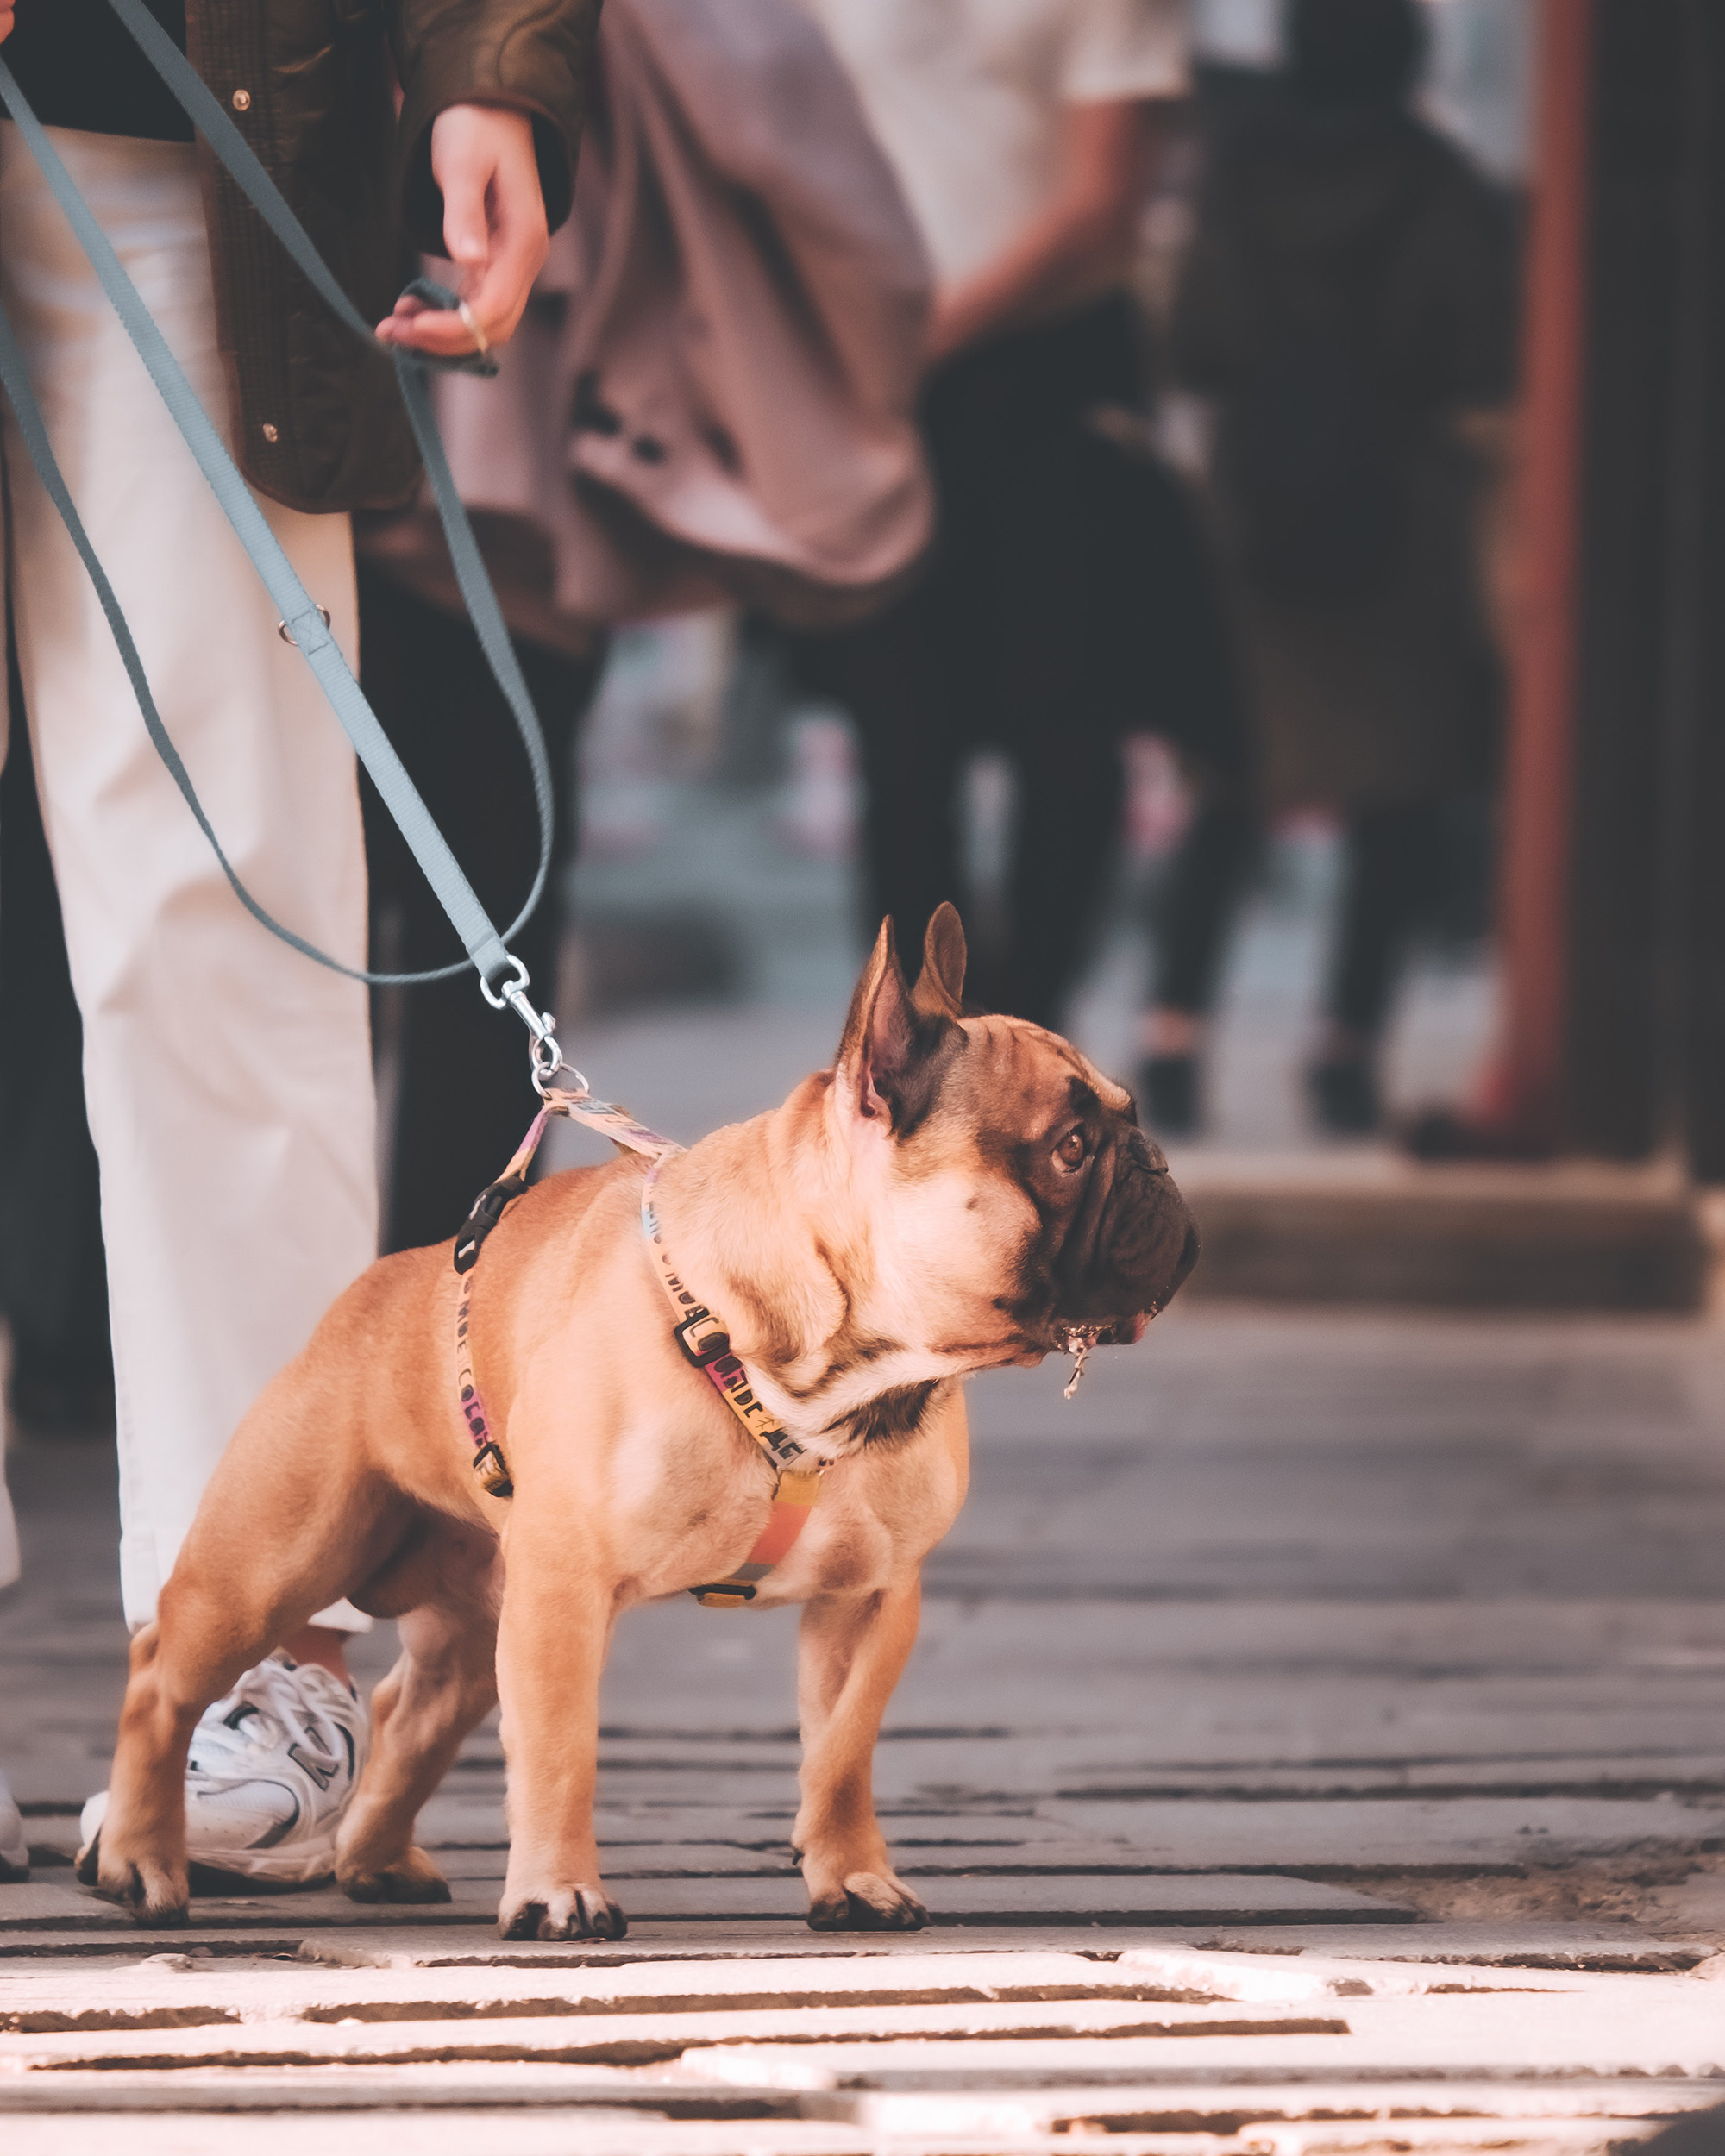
top-left (470, 1439), bottom-right (513, 1499)
top-left (453, 1172), bottom-right (528, 1274)
top-left (674, 1307), bottom-right (731, 1367)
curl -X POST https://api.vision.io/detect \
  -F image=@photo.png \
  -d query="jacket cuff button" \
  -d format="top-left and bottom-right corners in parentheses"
top-left (231, 88), bottom-right (252, 111)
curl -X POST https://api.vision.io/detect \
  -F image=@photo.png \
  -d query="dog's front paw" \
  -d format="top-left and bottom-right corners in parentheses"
top-left (499, 1883), bottom-right (628, 1940)
top-left (339, 1846), bottom-right (453, 1905)
top-left (77, 1831), bottom-right (191, 1927)
top-left (806, 1867), bottom-right (928, 1932)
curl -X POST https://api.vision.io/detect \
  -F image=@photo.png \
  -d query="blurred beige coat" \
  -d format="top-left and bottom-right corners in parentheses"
top-left (432, 0), bottom-right (935, 627)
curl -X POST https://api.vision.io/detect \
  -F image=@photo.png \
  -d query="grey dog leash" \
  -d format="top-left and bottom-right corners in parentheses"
top-left (0, 12), bottom-right (554, 1004)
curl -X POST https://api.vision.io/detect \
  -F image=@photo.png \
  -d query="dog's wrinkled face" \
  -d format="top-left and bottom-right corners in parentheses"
top-left (831, 906), bottom-right (1200, 1374)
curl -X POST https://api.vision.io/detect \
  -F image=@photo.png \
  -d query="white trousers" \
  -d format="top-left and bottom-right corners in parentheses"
top-left (0, 128), bottom-right (378, 1627)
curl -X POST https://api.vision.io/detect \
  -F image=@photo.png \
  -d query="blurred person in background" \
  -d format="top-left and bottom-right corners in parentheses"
top-left (357, 515), bottom-right (603, 1258)
top-left (1139, 0), bottom-right (1517, 1137)
top-left (0, 716), bottom-right (111, 1441)
top-left (794, 0), bottom-right (1190, 1029)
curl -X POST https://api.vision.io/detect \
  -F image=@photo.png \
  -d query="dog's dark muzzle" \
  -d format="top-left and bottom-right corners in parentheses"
top-left (1051, 1135), bottom-right (1201, 1340)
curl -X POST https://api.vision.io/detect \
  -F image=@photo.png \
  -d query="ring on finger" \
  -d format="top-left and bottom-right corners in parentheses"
top-left (457, 299), bottom-right (491, 357)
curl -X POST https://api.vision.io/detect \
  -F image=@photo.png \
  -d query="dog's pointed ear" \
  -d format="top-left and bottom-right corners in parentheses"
top-left (913, 901), bottom-right (967, 1018)
top-left (836, 918), bottom-right (957, 1134)
top-left (837, 919), bottom-right (916, 1129)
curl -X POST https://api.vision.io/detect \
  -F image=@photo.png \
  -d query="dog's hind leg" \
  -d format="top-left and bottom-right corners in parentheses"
top-left (81, 1544), bottom-right (358, 1925)
top-left (83, 1447), bottom-right (414, 1923)
top-left (336, 1598), bottom-right (499, 1903)
top-left (794, 1579), bottom-right (928, 1931)
top-left (78, 1601), bottom-right (254, 1924)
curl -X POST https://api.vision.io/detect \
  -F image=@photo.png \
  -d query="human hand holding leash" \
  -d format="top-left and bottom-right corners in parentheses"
top-left (376, 104), bottom-right (549, 360)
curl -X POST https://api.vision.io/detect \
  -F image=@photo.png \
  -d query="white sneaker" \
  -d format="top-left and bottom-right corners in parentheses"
top-left (0, 1765), bottom-right (28, 1881)
top-left (80, 1651), bottom-right (367, 1885)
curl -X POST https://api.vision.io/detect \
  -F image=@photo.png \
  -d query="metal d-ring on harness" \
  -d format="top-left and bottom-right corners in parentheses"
top-left (0, 0), bottom-right (568, 1076)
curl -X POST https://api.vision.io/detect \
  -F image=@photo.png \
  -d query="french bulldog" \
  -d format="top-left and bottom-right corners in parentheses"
top-left (81, 905), bottom-right (1198, 1935)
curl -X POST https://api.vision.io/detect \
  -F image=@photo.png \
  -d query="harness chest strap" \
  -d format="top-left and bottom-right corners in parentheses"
top-left (637, 1154), bottom-right (824, 1606)
top-left (451, 1089), bottom-right (824, 1608)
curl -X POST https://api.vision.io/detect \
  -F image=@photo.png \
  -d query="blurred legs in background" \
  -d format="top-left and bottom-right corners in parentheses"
top-left (819, 596), bottom-right (960, 975)
top-left (0, 641), bottom-right (110, 1883)
top-left (1310, 799), bottom-right (1452, 1135)
top-left (1141, 793), bottom-right (1259, 1136)
top-left (357, 538), bottom-right (601, 1255)
top-left (798, 297), bottom-right (1151, 1031)
top-left (1007, 726), bottom-right (1126, 1035)
top-left (0, 704), bottom-right (112, 1438)
top-left (831, 587), bottom-right (1125, 1029)
top-left (1144, 793), bottom-right (1458, 1143)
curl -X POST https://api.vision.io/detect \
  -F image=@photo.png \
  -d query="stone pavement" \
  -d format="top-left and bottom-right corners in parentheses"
top-left (2, 750), bottom-right (1721, 2146)
top-left (5, 1304), bottom-right (1725, 2148)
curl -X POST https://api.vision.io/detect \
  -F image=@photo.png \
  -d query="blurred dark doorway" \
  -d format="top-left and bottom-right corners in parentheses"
top-left (0, 660), bottom-right (113, 1438)
top-left (1492, 0), bottom-right (1725, 1171)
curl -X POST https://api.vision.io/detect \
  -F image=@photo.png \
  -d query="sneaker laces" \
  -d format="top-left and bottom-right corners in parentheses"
top-left (188, 1653), bottom-right (347, 1781)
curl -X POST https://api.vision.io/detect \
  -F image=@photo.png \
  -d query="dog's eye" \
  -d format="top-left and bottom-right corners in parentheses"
top-left (1055, 1127), bottom-right (1088, 1172)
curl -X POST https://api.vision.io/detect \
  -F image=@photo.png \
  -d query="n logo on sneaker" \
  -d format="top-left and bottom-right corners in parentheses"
top-left (289, 1741), bottom-right (338, 1791)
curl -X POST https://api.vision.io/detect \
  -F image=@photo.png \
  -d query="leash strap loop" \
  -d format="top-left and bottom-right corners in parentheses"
top-left (0, 19), bottom-right (554, 999)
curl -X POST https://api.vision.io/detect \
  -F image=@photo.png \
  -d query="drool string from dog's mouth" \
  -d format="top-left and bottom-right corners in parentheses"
top-left (1061, 1326), bottom-right (1100, 1400)
top-left (1059, 1300), bottom-right (1164, 1397)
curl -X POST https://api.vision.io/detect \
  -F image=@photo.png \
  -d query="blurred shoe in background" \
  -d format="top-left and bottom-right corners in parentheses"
top-left (0, 1766), bottom-right (28, 1883)
top-left (1308, 1053), bottom-right (1383, 1138)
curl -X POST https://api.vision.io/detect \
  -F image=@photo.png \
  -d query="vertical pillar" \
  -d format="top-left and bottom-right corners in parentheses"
top-left (1665, 2), bottom-right (1725, 1178)
top-left (1493, 0), bottom-right (1592, 1144)
top-left (1563, 1), bottom-right (1685, 1156)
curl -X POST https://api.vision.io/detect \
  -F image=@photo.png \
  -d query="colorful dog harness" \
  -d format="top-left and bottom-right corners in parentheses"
top-left (451, 1089), bottom-right (824, 1608)
top-left (637, 1156), bottom-right (824, 1604)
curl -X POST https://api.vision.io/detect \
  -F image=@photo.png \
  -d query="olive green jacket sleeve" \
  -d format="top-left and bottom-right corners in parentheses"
top-left (392, 0), bottom-right (602, 251)
top-left (189, 0), bottom-right (599, 513)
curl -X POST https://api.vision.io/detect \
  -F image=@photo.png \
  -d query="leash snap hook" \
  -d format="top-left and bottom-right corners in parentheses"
top-left (480, 956), bottom-right (587, 1100)
top-left (526, 1018), bottom-right (591, 1100)
top-left (526, 1021), bottom-right (575, 1098)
